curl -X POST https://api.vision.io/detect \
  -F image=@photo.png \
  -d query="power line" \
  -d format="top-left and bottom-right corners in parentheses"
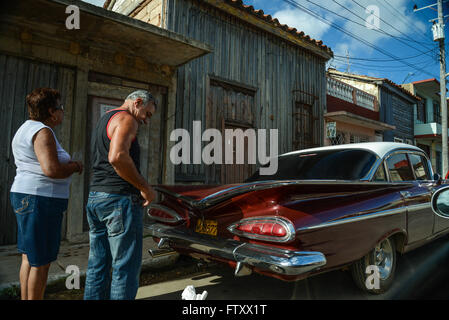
top-left (328, 0), bottom-right (436, 57)
top-left (280, 0), bottom-right (439, 78)
top-left (333, 47), bottom-right (437, 61)
top-left (377, 0), bottom-right (434, 44)
top-left (350, 0), bottom-right (435, 50)
top-left (332, 56), bottom-right (436, 68)
top-left (298, 0), bottom-right (436, 60)
top-left (332, 57), bottom-right (437, 70)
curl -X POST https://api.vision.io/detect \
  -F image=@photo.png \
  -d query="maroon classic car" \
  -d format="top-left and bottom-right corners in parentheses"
top-left (146, 142), bottom-right (449, 294)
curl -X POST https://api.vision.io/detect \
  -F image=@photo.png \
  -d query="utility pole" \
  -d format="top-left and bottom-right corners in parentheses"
top-left (414, 0), bottom-right (448, 176)
top-left (346, 49), bottom-right (351, 73)
top-left (437, 0), bottom-right (448, 177)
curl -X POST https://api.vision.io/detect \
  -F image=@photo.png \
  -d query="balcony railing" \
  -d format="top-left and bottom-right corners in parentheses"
top-left (327, 77), bottom-right (377, 111)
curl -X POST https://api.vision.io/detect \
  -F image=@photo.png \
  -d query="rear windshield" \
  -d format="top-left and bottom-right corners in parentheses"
top-left (246, 149), bottom-right (377, 181)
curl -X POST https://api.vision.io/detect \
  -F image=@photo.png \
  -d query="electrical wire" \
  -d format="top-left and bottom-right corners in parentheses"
top-left (350, 0), bottom-right (435, 50)
top-left (332, 57), bottom-right (436, 69)
top-left (280, 0), bottom-right (439, 79)
top-left (321, 0), bottom-right (436, 58)
top-left (333, 47), bottom-right (437, 61)
top-left (377, 0), bottom-right (434, 44)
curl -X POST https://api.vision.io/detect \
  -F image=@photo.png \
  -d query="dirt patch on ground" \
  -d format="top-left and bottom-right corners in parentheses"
top-left (43, 255), bottom-right (216, 300)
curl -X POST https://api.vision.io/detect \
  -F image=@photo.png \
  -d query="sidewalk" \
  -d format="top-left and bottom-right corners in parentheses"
top-left (0, 229), bottom-right (179, 291)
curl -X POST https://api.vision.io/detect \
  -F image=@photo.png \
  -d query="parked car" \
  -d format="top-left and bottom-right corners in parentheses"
top-left (146, 142), bottom-right (449, 294)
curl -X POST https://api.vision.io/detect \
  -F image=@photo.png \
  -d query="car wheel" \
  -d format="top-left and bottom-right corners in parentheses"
top-left (350, 237), bottom-right (396, 294)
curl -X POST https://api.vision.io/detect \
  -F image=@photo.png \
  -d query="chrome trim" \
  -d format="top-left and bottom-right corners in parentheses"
top-left (147, 204), bottom-right (185, 223)
top-left (407, 203), bottom-right (431, 212)
top-left (374, 238), bottom-right (394, 281)
top-left (431, 186), bottom-right (449, 219)
top-left (296, 207), bottom-right (406, 232)
top-left (362, 157), bottom-right (382, 181)
top-left (153, 187), bottom-right (197, 208)
top-left (400, 191), bottom-right (412, 198)
top-left (148, 248), bottom-right (177, 258)
top-left (382, 149), bottom-right (433, 182)
top-left (367, 148), bottom-right (432, 182)
top-left (145, 223), bottom-right (327, 276)
top-left (227, 216), bottom-right (296, 243)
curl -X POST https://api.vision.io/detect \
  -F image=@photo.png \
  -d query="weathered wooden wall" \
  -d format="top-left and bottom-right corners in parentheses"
top-left (164, 0), bottom-right (328, 183)
top-left (0, 54), bottom-right (75, 244)
top-left (380, 87), bottom-right (415, 143)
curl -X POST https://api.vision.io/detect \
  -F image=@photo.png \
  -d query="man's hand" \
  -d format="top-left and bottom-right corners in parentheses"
top-left (141, 186), bottom-right (157, 207)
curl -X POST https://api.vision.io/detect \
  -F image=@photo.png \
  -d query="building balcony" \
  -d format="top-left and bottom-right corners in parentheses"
top-left (415, 122), bottom-right (449, 140)
top-left (327, 77), bottom-right (378, 111)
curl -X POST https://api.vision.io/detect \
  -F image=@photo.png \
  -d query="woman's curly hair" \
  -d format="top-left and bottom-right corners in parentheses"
top-left (26, 88), bottom-right (61, 122)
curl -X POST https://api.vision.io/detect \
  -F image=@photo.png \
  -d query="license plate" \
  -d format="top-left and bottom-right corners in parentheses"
top-left (195, 219), bottom-right (218, 236)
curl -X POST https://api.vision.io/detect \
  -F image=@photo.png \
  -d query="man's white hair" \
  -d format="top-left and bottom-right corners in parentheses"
top-left (126, 90), bottom-right (157, 109)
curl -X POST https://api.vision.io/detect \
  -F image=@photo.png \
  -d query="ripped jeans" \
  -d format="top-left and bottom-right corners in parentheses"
top-left (83, 192), bottom-right (143, 300)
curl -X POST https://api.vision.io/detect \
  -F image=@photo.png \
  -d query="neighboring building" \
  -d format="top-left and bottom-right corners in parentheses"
top-left (325, 75), bottom-right (395, 146)
top-left (106, 0), bottom-right (334, 184)
top-left (402, 79), bottom-right (448, 175)
top-left (0, 0), bottom-right (210, 244)
top-left (327, 69), bottom-right (420, 146)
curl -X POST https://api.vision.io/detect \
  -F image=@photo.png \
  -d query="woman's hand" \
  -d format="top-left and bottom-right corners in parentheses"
top-left (69, 161), bottom-right (83, 175)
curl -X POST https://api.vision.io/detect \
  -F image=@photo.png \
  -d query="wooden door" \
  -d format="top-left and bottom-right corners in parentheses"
top-left (293, 102), bottom-right (318, 150)
top-left (221, 122), bottom-right (256, 185)
top-left (206, 78), bottom-right (256, 184)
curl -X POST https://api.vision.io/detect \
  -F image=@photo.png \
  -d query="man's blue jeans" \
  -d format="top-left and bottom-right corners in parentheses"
top-left (84, 192), bottom-right (143, 300)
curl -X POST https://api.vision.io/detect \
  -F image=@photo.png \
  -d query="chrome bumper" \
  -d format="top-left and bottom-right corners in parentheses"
top-left (145, 223), bottom-right (326, 276)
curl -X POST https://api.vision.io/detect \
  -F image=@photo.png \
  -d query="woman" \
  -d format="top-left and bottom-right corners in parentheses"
top-left (10, 88), bottom-right (83, 300)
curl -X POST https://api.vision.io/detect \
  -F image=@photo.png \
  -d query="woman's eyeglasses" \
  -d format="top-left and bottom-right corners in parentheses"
top-left (55, 104), bottom-right (64, 112)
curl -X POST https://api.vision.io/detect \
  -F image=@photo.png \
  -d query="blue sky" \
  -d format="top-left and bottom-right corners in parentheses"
top-left (83, 0), bottom-right (447, 91)
top-left (246, 0), bottom-right (448, 88)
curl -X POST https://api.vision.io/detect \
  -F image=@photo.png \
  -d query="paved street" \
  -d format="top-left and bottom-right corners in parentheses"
top-left (137, 235), bottom-right (449, 300)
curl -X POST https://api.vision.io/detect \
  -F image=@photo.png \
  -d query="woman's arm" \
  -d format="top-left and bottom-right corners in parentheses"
top-left (33, 128), bottom-right (82, 179)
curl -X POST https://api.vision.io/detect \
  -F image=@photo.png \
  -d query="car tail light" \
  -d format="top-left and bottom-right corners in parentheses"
top-left (227, 217), bottom-right (295, 243)
top-left (147, 204), bottom-right (184, 224)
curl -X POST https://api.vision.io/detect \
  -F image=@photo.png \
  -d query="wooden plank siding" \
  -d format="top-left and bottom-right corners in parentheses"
top-left (165, 0), bottom-right (328, 183)
top-left (380, 86), bottom-right (415, 143)
top-left (0, 54), bottom-right (75, 244)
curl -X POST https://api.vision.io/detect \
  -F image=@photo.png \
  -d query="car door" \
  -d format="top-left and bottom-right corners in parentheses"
top-left (385, 151), bottom-right (434, 243)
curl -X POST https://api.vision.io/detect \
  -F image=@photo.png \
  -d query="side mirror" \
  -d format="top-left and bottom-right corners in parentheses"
top-left (431, 186), bottom-right (449, 218)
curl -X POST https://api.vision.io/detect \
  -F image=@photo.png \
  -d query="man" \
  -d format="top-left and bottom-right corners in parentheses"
top-left (84, 90), bottom-right (157, 300)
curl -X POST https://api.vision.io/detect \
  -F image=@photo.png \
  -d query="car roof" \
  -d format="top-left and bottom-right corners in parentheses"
top-left (281, 142), bottom-right (425, 159)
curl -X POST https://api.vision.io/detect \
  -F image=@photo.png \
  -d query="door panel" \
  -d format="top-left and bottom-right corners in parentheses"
top-left (221, 122), bottom-right (256, 185)
top-left (293, 102), bottom-right (318, 150)
top-left (385, 152), bottom-right (434, 243)
top-left (206, 78), bottom-right (256, 184)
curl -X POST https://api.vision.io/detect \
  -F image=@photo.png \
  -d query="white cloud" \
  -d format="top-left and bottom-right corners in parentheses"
top-left (271, 0), bottom-right (432, 54)
top-left (273, 6), bottom-right (332, 41)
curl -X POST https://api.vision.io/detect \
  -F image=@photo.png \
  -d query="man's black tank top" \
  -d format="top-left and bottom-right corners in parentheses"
top-left (89, 109), bottom-right (140, 195)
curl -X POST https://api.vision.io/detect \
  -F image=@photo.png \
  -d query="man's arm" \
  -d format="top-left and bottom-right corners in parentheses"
top-left (108, 113), bottom-right (155, 206)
